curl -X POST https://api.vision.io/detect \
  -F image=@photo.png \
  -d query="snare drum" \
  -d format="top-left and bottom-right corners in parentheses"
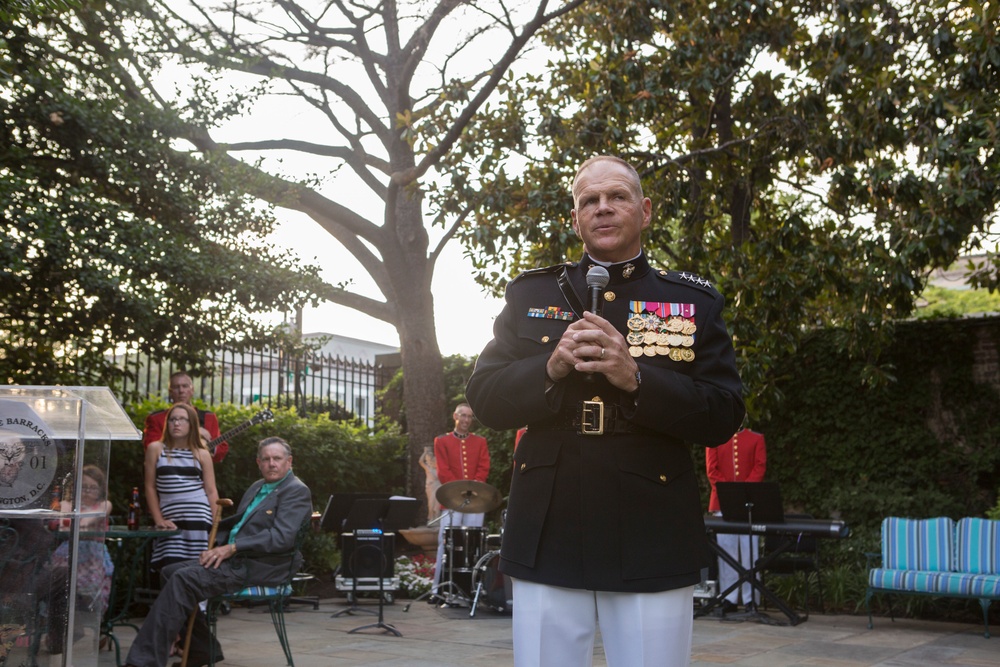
top-left (444, 526), bottom-right (487, 572)
top-left (471, 550), bottom-right (513, 613)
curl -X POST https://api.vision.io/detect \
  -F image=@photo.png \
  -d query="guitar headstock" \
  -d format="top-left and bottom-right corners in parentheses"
top-left (252, 409), bottom-right (274, 425)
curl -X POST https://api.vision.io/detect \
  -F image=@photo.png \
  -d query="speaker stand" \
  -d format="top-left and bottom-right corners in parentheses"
top-left (348, 524), bottom-right (401, 636)
top-left (331, 570), bottom-right (377, 618)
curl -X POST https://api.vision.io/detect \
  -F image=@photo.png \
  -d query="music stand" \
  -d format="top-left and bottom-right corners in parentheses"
top-left (716, 482), bottom-right (785, 525)
top-left (712, 482), bottom-right (786, 624)
top-left (321, 492), bottom-right (389, 534)
top-left (346, 498), bottom-right (417, 637)
top-left (329, 494), bottom-right (390, 619)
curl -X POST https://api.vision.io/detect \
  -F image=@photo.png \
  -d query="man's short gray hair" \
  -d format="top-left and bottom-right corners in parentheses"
top-left (258, 436), bottom-right (292, 458)
top-left (571, 155), bottom-right (644, 201)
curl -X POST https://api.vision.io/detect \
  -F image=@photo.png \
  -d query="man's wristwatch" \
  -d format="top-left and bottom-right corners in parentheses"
top-left (630, 369), bottom-right (641, 396)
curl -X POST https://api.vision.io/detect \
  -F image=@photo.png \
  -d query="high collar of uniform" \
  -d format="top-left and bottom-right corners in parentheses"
top-left (580, 252), bottom-right (651, 285)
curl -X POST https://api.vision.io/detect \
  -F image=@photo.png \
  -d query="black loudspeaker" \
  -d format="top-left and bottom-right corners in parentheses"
top-left (340, 532), bottom-right (395, 578)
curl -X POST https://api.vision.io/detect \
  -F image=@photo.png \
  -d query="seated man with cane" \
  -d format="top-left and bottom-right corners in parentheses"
top-left (124, 436), bottom-right (312, 667)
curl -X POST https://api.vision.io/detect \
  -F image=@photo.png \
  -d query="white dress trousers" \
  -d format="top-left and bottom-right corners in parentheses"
top-left (511, 579), bottom-right (695, 667)
top-left (716, 528), bottom-right (759, 606)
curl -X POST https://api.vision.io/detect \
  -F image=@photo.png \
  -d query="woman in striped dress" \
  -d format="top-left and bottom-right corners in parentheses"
top-left (145, 402), bottom-right (218, 570)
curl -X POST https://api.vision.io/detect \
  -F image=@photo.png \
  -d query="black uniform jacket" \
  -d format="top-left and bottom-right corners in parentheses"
top-left (217, 472), bottom-right (312, 585)
top-left (466, 253), bottom-right (744, 592)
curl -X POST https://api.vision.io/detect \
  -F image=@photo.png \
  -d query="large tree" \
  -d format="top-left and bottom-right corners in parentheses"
top-left (1, 9), bottom-right (326, 385)
top-left (11, 0), bottom-right (588, 516)
top-left (446, 0), bottom-right (1000, 417)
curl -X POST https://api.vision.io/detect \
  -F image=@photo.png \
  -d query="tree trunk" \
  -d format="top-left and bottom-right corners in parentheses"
top-left (398, 329), bottom-right (445, 526)
top-left (385, 175), bottom-right (446, 527)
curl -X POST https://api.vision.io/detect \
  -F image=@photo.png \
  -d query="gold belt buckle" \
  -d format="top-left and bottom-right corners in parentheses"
top-left (580, 396), bottom-right (605, 436)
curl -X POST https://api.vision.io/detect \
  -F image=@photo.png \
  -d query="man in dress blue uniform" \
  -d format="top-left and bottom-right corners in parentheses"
top-left (467, 155), bottom-right (744, 667)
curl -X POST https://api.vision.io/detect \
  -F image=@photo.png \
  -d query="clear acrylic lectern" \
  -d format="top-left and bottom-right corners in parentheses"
top-left (0, 386), bottom-right (140, 667)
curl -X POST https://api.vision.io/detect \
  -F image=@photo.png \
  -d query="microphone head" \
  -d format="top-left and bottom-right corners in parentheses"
top-left (586, 265), bottom-right (611, 289)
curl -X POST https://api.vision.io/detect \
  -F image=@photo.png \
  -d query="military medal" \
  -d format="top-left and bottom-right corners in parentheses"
top-left (628, 300), bottom-right (699, 362)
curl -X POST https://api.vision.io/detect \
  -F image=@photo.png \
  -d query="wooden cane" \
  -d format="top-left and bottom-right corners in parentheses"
top-left (180, 498), bottom-right (234, 667)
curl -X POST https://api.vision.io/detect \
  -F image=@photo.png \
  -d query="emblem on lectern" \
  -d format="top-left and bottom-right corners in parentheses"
top-left (0, 400), bottom-right (57, 509)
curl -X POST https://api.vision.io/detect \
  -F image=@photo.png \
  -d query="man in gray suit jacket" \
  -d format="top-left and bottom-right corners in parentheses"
top-left (125, 437), bottom-right (312, 667)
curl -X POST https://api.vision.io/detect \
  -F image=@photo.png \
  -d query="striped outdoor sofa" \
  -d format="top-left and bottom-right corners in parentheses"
top-left (866, 517), bottom-right (1000, 638)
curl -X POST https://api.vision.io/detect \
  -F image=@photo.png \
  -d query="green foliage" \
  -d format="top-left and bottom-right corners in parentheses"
top-left (915, 285), bottom-right (1000, 320)
top-left (0, 9), bottom-right (326, 386)
top-left (0, 0), bottom-right (79, 22)
top-left (987, 495), bottom-right (1000, 521)
top-left (443, 0), bottom-right (1000, 420)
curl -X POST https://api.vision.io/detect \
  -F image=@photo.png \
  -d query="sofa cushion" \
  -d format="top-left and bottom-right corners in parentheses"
top-left (969, 574), bottom-right (1000, 597)
top-left (228, 584), bottom-right (293, 598)
top-left (869, 568), bottom-right (975, 596)
top-left (956, 518), bottom-right (1000, 575)
top-left (882, 517), bottom-right (954, 572)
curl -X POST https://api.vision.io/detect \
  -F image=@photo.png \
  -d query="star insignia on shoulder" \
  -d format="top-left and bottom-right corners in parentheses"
top-left (678, 271), bottom-right (712, 289)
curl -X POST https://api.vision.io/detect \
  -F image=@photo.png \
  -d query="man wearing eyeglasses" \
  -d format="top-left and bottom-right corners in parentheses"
top-left (143, 371), bottom-right (228, 462)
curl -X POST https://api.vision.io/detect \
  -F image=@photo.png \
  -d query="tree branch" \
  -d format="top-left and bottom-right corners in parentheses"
top-left (394, 0), bottom-right (592, 186)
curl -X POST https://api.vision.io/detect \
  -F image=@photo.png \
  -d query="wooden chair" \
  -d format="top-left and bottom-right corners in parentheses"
top-left (205, 518), bottom-right (312, 667)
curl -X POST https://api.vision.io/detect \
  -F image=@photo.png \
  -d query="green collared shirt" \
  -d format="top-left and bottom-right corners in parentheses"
top-left (227, 472), bottom-right (291, 544)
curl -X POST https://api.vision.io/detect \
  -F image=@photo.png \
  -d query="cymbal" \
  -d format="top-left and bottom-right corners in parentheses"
top-left (436, 480), bottom-right (503, 514)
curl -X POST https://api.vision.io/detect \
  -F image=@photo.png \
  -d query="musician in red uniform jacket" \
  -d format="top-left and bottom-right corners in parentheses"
top-left (706, 427), bottom-right (766, 610)
top-left (143, 372), bottom-right (228, 463)
top-left (431, 402), bottom-right (490, 594)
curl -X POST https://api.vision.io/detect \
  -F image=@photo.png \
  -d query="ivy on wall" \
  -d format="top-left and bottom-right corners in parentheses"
top-left (756, 316), bottom-right (1000, 557)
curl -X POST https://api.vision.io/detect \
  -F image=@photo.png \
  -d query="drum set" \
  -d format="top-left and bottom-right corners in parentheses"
top-left (431, 480), bottom-right (512, 615)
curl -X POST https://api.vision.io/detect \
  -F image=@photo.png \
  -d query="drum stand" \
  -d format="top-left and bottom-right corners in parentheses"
top-left (402, 479), bottom-right (503, 613)
top-left (436, 512), bottom-right (473, 607)
top-left (468, 551), bottom-right (494, 617)
top-left (403, 512), bottom-right (459, 611)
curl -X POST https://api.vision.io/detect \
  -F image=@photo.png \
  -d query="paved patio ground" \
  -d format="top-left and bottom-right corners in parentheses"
top-left (78, 596), bottom-right (998, 667)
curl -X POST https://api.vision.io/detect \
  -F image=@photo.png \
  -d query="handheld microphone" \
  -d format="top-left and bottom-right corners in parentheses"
top-left (583, 266), bottom-right (610, 384)
top-left (586, 265), bottom-right (610, 316)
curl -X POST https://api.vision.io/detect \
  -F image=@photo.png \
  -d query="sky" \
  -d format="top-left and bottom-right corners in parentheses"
top-left (266, 208), bottom-right (507, 357)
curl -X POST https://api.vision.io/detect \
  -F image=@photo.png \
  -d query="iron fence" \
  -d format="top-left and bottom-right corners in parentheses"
top-left (112, 345), bottom-right (398, 426)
